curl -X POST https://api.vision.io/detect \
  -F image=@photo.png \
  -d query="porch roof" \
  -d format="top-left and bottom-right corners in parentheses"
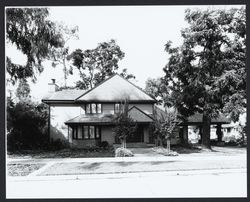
top-left (65, 114), bottom-right (114, 125)
top-left (180, 113), bottom-right (231, 125)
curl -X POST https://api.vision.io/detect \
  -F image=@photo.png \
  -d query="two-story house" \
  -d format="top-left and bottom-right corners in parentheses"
top-left (42, 74), bottom-right (157, 148)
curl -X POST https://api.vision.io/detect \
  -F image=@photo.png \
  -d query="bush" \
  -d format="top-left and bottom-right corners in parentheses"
top-left (7, 98), bottom-right (49, 151)
top-left (98, 141), bottom-right (109, 149)
top-left (47, 139), bottom-right (69, 151)
top-left (152, 146), bottom-right (178, 156)
top-left (115, 147), bottom-right (134, 157)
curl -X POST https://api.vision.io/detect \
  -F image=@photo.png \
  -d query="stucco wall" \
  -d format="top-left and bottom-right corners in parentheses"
top-left (101, 126), bottom-right (115, 145)
top-left (129, 104), bottom-right (153, 114)
top-left (102, 104), bottom-right (115, 114)
top-left (143, 126), bottom-right (149, 143)
top-left (50, 105), bottom-right (82, 141)
top-left (71, 139), bottom-right (96, 148)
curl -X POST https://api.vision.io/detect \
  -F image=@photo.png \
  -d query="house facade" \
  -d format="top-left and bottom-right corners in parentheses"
top-left (42, 74), bottom-right (157, 148)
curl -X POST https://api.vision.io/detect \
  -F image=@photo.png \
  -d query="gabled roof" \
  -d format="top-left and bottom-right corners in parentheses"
top-left (128, 106), bottom-right (153, 123)
top-left (75, 74), bottom-right (156, 103)
top-left (42, 89), bottom-right (86, 102)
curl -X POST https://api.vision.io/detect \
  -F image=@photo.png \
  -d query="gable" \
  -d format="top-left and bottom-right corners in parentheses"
top-left (76, 74), bottom-right (156, 103)
top-left (128, 106), bottom-right (153, 122)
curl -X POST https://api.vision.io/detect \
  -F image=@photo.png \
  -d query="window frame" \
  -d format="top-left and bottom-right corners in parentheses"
top-left (114, 103), bottom-right (121, 114)
top-left (73, 125), bottom-right (101, 140)
top-left (85, 103), bottom-right (102, 114)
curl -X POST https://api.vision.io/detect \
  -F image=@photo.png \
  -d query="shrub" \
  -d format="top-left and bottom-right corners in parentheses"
top-left (7, 98), bottom-right (49, 151)
top-left (98, 141), bottom-right (109, 149)
top-left (152, 146), bottom-right (178, 156)
top-left (115, 147), bottom-right (134, 157)
top-left (47, 139), bottom-right (69, 151)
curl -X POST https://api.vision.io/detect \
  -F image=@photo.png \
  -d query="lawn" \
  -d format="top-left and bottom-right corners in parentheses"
top-left (8, 148), bottom-right (115, 159)
top-left (8, 163), bottom-right (45, 176)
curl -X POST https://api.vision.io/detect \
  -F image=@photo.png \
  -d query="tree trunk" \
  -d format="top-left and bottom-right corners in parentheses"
top-left (201, 113), bottom-right (211, 149)
top-left (216, 124), bottom-right (223, 142)
top-left (179, 125), bottom-right (188, 146)
top-left (167, 139), bottom-right (170, 153)
top-left (199, 125), bottom-right (203, 144)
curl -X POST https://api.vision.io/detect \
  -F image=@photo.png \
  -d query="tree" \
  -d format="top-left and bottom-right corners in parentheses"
top-left (7, 98), bottom-right (49, 151)
top-left (6, 8), bottom-right (64, 83)
top-left (50, 24), bottom-right (79, 87)
top-left (163, 7), bottom-right (246, 148)
top-left (145, 77), bottom-right (173, 106)
top-left (15, 79), bottom-right (31, 101)
top-left (113, 99), bottom-right (137, 148)
top-left (70, 39), bottom-right (135, 89)
top-left (151, 107), bottom-right (178, 152)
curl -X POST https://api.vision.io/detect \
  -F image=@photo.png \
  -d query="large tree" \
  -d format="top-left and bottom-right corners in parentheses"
top-left (69, 39), bottom-right (135, 89)
top-left (163, 7), bottom-right (246, 148)
top-left (50, 24), bottom-right (79, 87)
top-left (145, 77), bottom-right (173, 106)
top-left (6, 8), bottom-right (64, 83)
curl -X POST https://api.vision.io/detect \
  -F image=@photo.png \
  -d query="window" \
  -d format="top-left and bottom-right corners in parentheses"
top-left (114, 103), bottom-right (121, 113)
top-left (83, 126), bottom-right (89, 139)
top-left (85, 103), bottom-right (102, 114)
top-left (97, 104), bottom-right (102, 113)
top-left (89, 126), bottom-right (95, 139)
top-left (73, 125), bottom-right (101, 140)
top-left (73, 126), bottom-right (78, 139)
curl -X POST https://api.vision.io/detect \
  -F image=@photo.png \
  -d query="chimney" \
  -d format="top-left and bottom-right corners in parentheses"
top-left (48, 79), bottom-right (59, 93)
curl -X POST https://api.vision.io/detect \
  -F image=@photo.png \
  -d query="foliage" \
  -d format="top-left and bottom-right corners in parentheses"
top-left (7, 98), bottom-right (49, 151)
top-left (163, 7), bottom-right (246, 148)
top-left (50, 24), bottom-right (79, 87)
top-left (145, 77), bottom-right (172, 106)
top-left (115, 147), bottom-right (134, 157)
top-left (152, 147), bottom-right (178, 156)
top-left (6, 8), bottom-right (65, 83)
top-left (15, 79), bottom-right (31, 101)
top-left (151, 107), bottom-right (178, 146)
top-left (112, 99), bottom-right (137, 148)
top-left (97, 141), bottom-right (110, 150)
top-left (69, 39), bottom-right (135, 89)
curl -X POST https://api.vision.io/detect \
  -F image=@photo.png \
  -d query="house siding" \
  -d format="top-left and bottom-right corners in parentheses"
top-left (101, 126), bottom-right (115, 145)
top-left (50, 105), bottom-right (82, 141)
top-left (129, 104), bottom-right (153, 114)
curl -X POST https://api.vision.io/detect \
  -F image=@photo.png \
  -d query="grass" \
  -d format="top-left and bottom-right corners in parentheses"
top-left (7, 148), bottom-right (115, 159)
top-left (8, 163), bottom-right (45, 176)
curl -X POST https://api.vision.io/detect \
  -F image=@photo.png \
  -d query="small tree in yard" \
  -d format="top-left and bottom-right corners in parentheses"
top-left (152, 108), bottom-right (178, 153)
top-left (113, 99), bottom-right (137, 149)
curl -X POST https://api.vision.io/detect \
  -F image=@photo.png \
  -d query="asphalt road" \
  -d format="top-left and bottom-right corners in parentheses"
top-left (7, 168), bottom-right (247, 198)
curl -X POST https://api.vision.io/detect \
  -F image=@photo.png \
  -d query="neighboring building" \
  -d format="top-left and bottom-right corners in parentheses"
top-left (42, 74), bottom-right (157, 148)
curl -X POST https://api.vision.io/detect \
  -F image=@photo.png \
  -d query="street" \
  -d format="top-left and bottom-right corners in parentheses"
top-left (7, 168), bottom-right (247, 198)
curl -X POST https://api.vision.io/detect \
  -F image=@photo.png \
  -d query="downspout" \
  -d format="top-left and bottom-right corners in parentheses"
top-left (48, 105), bottom-right (51, 143)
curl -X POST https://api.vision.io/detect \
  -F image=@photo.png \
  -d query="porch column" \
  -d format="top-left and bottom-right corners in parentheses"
top-left (199, 125), bottom-right (203, 144)
top-left (183, 125), bottom-right (189, 145)
top-left (216, 124), bottom-right (223, 142)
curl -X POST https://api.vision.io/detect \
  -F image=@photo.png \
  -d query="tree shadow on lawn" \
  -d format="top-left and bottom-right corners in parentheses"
top-left (8, 148), bottom-right (114, 159)
top-left (171, 145), bottom-right (202, 154)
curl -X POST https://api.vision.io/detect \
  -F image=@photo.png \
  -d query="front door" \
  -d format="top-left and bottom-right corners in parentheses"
top-left (127, 125), bottom-right (144, 143)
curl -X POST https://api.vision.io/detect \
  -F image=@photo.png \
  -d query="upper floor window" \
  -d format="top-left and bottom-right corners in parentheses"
top-left (114, 103), bottom-right (121, 114)
top-left (86, 103), bottom-right (102, 114)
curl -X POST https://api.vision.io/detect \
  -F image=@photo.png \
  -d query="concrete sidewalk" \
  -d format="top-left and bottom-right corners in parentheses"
top-left (7, 168), bottom-right (246, 182)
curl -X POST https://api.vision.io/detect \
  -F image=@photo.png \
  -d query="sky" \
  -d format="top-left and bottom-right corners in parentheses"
top-left (6, 5), bottom-right (244, 101)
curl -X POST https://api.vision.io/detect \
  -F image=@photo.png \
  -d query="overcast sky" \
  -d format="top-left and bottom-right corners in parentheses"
top-left (6, 5), bottom-right (244, 101)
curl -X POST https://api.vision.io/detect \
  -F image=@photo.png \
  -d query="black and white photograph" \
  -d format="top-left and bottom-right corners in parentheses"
top-left (5, 3), bottom-right (247, 198)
